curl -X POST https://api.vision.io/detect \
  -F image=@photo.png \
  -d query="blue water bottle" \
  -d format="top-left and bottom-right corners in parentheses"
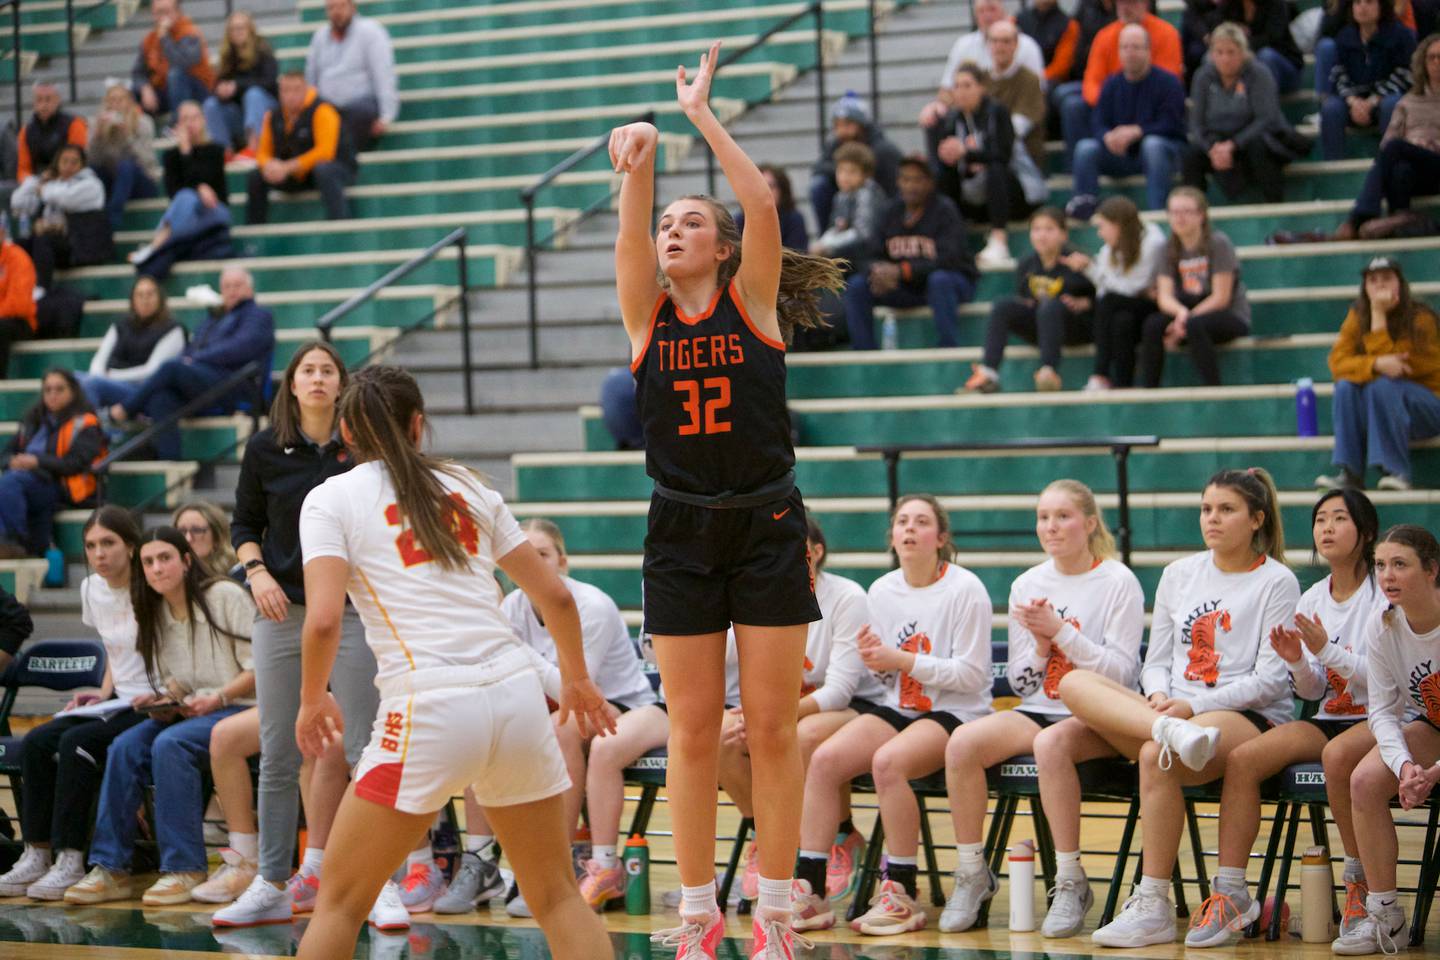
top-left (1295, 377), bottom-right (1318, 437)
top-left (44, 546), bottom-right (65, 588)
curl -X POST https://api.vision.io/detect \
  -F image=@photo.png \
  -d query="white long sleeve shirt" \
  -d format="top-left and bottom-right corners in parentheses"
top-left (865, 563), bottom-right (993, 721)
top-left (1287, 576), bottom-right (1388, 720)
top-left (1006, 558), bottom-right (1146, 716)
top-left (806, 571), bottom-right (885, 713)
top-left (1141, 551), bottom-right (1300, 726)
top-left (503, 574), bottom-right (656, 711)
top-left (1086, 222), bottom-right (1167, 298)
top-left (1366, 609), bottom-right (1437, 777)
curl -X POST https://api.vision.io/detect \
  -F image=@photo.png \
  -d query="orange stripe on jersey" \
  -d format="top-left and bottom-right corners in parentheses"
top-left (357, 567), bottom-right (417, 673)
top-left (729, 280), bottom-right (785, 352)
top-left (674, 285), bottom-right (726, 325)
top-left (354, 694), bottom-right (413, 809)
top-left (629, 293), bottom-right (668, 374)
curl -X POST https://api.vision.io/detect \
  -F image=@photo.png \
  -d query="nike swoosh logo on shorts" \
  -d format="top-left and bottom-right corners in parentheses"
top-left (773, 507), bottom-right (791, 520)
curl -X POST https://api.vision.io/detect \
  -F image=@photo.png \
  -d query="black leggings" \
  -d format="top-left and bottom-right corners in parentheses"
top-left (941, 161), bottom-right (1032, 231)
top-left (983, 295), bottom-right (1092, 370)
top-left (1181, 139), bottom-right (1286, 203)
top-left (1091, 292), bottom-right (1156, 387)
top-left (1139, 308), bottom-right (1249, 387)
top-left (20, 708), bottom-right (147, 851)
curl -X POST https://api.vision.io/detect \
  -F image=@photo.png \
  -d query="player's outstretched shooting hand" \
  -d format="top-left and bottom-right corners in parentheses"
top-left (609, 121), bottom-right (658, 174)
top-left (677, 40), bottom-right (721, 118)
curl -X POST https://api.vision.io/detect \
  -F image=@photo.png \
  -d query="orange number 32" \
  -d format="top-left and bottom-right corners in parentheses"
top-left (384, 493), bottom-right (479, 567)
top-left (673, 376), bottom-right (732, 436)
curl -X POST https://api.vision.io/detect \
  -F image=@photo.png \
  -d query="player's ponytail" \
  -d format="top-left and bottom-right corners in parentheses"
top-left (680, 195), bottom-right (845, 344)
top-left (1206, 467), bottom-right (1285, 563)
top-left (339, 365), bottom-right (488, 572)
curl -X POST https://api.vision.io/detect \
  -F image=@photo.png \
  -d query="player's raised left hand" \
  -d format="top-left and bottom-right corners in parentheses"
top-left (559, 677), bottom-right (618, 739)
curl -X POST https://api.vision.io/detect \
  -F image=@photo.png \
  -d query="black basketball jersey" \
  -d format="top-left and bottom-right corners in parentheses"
top-left (632, 280), bottom-right (796, 496)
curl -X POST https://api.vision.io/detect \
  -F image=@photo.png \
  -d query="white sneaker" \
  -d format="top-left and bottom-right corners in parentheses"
top-left (977, 236), bottom-right (1012, 269)
top-left (211, 875), bottom-right (292, 928)
top-left (1376, 474), bottom-right (1412, 492)
top-left (1091, 892), bottom-right (1177, 947)
top-left (1082, 375), bottom-right (1111, 392)
top-left (191, 848), bottom-right (258, 904)
top-left (938, 866), bottom-right (997, 932)
top-left (25, 850), bottom-right (86, 901)
top-left (1332, 900), bottom-right (1407, 955)
top-left (506, 889), bottom-right (532, 918)
top-left (1043, 873), bottom-right (1094, 938)
top-left (369, 880), bottom-right (411, 931)
top-left (126, 243), bottom-right (156, 265)
top-left (1152, 716), bottom-right (1221, 772)
top-left (0, 845), bottom-right (52, 896)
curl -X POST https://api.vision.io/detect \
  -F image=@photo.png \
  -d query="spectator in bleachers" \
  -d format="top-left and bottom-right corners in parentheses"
top-left (927, 64), bottom-right (1034, 268)
top-left (1064, 195), bottom-right (1168, 389)
top-left (1063, 468), bottom-right (1299, 948)
top-left (76, 276), bottom-right (186, 413)
top-left (63, 526), bottom-right (254, 907)
top-left (16, 82), bottom-right (87, 184)
top-left (1184, 488), bottom-right (1386, 948)
top-left (305, 0), bottom-right (399, 153)
top-left (738, 164), bottom-right (808, 252)
top-left (964, 207), bottom-right (1096, 393)
top-left (1140, 186), bottom-right (1251, 387)
top-left (0, 506), bottom-right (142, 901)
top-left (1317, 0), bottom-right (1435, 109)
top-left (1181, 24), bottom-right (1298, 204)
top-left (129, 101), bottom-right (232, 274)
top-left (1019, 0), bottom-right (1082, 87)
top-left (1341, 525), bottom-right (1440, 955)
top-left (0, 218), bottom-right (38, 378)
top-left (246, 71), bottom-right (354, 225)
top-left (0, 369), bottom-right (105, 559)
top-left (88, 83), bottom-right (160, 232)
top-left (811, 142), bottom-right (884, 269)
top-left (1317, 256), bottom-right (1440, 492)
top-left (1068, 25), bottom-right (1188, 218)
top-left (1182, 0), bottom-right (1303, 90)
top-left (1048, 0), bottom-right (1118, 133)
top-left (810, 92), bottom-right (903, 236)
top-left (173, 500), bottom-right (238, 578)
top-left (131, 0), bottom-right (215, 121)
top-left (11, 144), bottom-right (113, 290)
top-left (843, 155), bottom-right (977, 350)
top-left (108, 265), bottom-right (275, 461)
top-left (1320, 0), bottom-right (1417, 160)
top-left (203, 12), bottom-right (280, 159)
top-left (1060, 0), bottom-right (1183, 160)
top-left (1334, 32), bottom-right (1440, 239)
top-left (937, 0), bottom-right (1047, 95)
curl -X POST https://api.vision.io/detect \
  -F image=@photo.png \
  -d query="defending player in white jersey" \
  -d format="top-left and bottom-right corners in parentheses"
top-left (292, 365), bottom-right (615, 960)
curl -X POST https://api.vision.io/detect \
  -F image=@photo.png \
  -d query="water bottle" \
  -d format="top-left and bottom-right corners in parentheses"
top-left (1296, 377), bottom-right (1318, 437)
top-left (881, 314), bottom-right (899, 351)
top-left (623, 835), bottom-right (650, 915)
top-left (432, 819), bottom-right (460, 883)
top-left (1301, 845), bottom-right (1334, 942)
top-left (44, 546), bottom-right (65, 588)
top-left (1008, 839), bottom-right (1036, 932)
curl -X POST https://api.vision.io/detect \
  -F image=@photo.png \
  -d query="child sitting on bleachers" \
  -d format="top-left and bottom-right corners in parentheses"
top-left (810, 142), bottom-right (884, 273)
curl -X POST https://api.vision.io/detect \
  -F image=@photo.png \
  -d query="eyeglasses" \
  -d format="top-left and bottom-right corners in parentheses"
top-left (177, 526), bottom-right (211, 538)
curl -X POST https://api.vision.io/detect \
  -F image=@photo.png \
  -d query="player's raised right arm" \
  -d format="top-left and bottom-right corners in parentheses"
top-left (611, 121), bottom-right (662, 358)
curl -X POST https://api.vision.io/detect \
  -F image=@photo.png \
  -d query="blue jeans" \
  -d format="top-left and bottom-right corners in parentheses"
top-left (162, 188), bottom-right (232, 242)
top-left (1056, 82), bottom-right (1090, 163)
top-left (1256, 47), bottom-right (1301, 95)
top-left (0, 468), bottom-right (59, 554)
top-left (843, 269), bottom-right (976, 349)
top-left (1073, 135), bottom-right (1184, 210)
top-left (599, 366), bottom-right (643, 449)
top-left (1320, 91), bottom-right (1402, 161)
top-left (202, 87), bottom-right (277, 149)
top-left (124, 358), bottom-right (238, 460)
top-left (97, 158), bottom-right (159, 231)
top-left (1331, 377), bottom-right (1440, 482)
top-left (76, 372), bottom-right (139, 412)
top-left (1315, 37), bottom-right (1338, 96)
top-left (89, 708), bottom-right (245, 874)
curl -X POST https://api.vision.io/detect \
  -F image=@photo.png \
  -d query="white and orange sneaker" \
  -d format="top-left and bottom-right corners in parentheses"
top-left (789, 878), bottom-right (835, 932)
top-left (287, 866), bottom-right (320, 914)
top-left (578, 859), bottom-right (627, 911)
top-left (650, 909), bottom-right (724, 960)
top-left (850, 879), bottom-right (927, 936)
top-left (752, 910), bottom-right (813, 959)
top-left (740, 843), bottom-right (761, 902)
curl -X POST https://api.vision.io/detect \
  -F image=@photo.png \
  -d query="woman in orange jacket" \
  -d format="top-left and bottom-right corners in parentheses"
top-left (1318, 256), bottom-right (1440, 492)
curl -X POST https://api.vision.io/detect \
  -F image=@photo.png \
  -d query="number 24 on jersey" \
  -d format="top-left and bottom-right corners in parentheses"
top-left (384, 493), bottom-right (479, 567)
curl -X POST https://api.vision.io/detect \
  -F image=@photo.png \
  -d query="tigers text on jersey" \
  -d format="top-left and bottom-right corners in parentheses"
top-left (299, 461), bottom-right (531, 699)
top-left (864, 563), bottom-right (993, 721)
top-left (1006, 558), bottom-right (1146, 716)
top-left (503, 575), bottom-right (656, 710)
top-left (807, 571), bottom-right (885, 712)
top-left (632, 280), bottom-right (795, 496)
top-left (1141, 551), bottom-right (1300, 727)
top-left (1366, 609), bottom-right (1439, 776)
top-left (1288, 576), bottom-right (1388, 720)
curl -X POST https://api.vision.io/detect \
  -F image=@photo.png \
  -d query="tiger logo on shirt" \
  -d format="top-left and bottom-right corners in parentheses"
top-left (1042, 612), bottom-right (1084, 699)
top-left (898, 630), bottom-right (934, 712)
top-left (1323, 668), bottom-right (1365, 716)
top-left (1411, 661), bottom-right (1440, 725)
top-left (1183, 606), bottom-right (1231, 687)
